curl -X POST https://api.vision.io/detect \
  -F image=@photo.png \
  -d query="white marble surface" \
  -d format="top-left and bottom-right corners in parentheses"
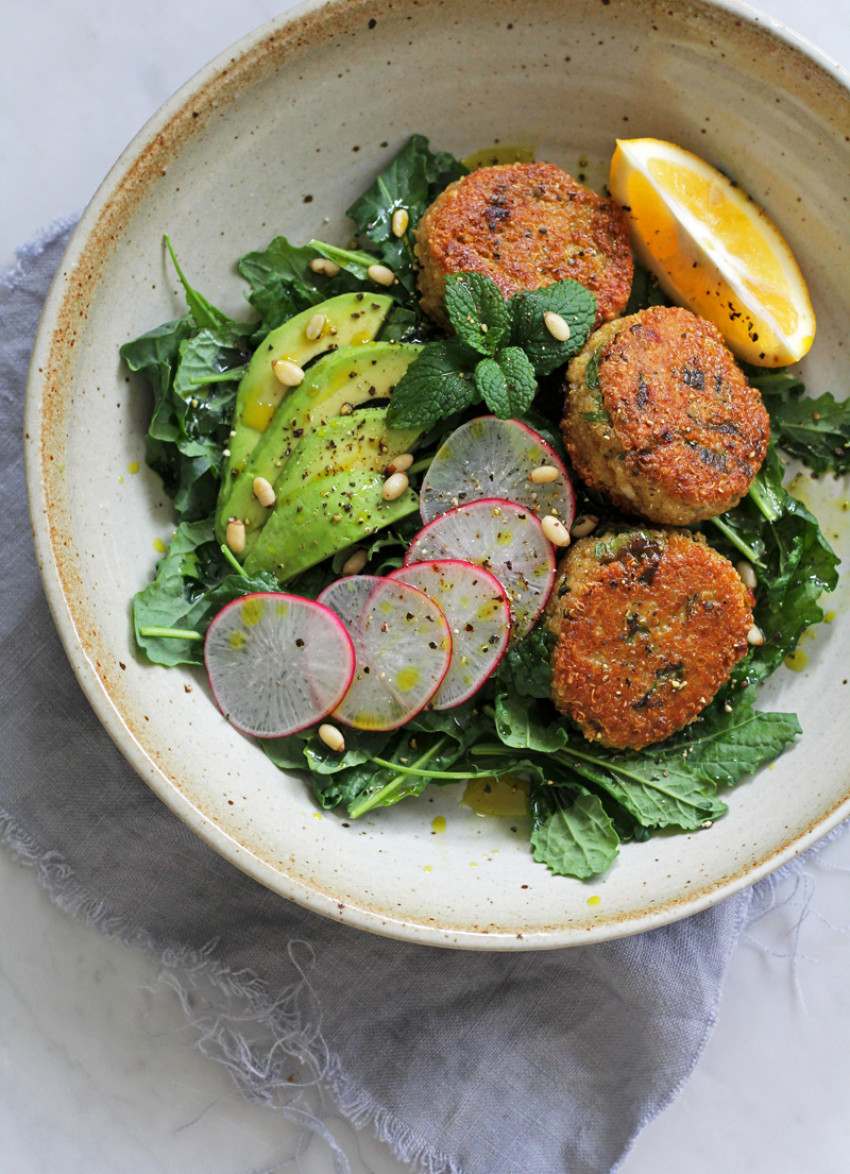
top-left (3, 2), bottom-right (850, 1172)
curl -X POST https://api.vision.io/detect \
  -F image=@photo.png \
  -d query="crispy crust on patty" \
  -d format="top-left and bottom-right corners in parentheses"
top-left (415, 162), bottom-right (633, 329)
top-left (563, 305), bottom-right (770, 524)
top-left (544, 529), bottom-right (753, 750)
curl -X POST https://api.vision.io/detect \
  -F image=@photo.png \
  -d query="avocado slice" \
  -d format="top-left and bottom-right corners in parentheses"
top-left (218, 291), bottom-right (393, 508)
top-left (243, 408), bottom-right (421, 582)
top-left (217, 340), bottom-right (422, 551)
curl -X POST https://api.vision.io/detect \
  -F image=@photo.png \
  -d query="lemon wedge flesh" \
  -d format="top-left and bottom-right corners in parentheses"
top-left (609, 138), bottom-right (815, 366)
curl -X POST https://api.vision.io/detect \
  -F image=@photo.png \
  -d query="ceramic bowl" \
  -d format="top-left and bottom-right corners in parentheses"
top-left (25, 0), bottom-right (850, 948)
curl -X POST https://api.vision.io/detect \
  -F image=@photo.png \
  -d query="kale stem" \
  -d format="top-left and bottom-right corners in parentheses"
top-left (408, 455), bottom-right (434, 475)
top-left (348, 736), bottom-right (452, 818)
top-left (221, 544), bottom-right (248, 576)
top-left (138, 626), bottom-right (204, 641)
top-left (748, 475), bottom-right (782, 524)
top-left (367, 756), bottom-right (471, 781)
top-left (706, 515), bottom-right (765, 567)
top-left (189, 367), bottom-right (248, 386)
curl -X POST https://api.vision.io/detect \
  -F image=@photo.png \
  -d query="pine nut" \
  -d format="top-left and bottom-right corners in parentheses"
top-left (747, 624), bottom-right (764, 646)
top-left (529, 464), bottom-right (559, 484)
top-left (736, 560), bottom-right (758, 590)
top-left (368, 263), bottom-right (396, 287)
top-left (252, 476), bottom-right (276, 508)
top-left (342, 548), bottom-right (368, 576)
top-left (571, 514), bottom-right (599, 538)
top-left (541, 515), bottom-right (571, 547)
top-left (309, 257), bottom-right (341, 277)
top-left (386, 452), bottom-right (414, 475)
top-left (272, 358), bottom-right (305, 387)
top-left (225, 518), bottom-right (246, 555)
top-left (543, 311), bottom-right (571, 342)
top-left (318, 723), bottom-right (346, 753)
top-left (391, 208), bottom-right (409, 237)
top-left (382, 471), bottom-right (409, 501)
top-left (305, 312), bottom-right (326, 341)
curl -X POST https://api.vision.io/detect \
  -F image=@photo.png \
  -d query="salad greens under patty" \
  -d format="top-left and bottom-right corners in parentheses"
top-left (122, 134), bottom-right (849, 881)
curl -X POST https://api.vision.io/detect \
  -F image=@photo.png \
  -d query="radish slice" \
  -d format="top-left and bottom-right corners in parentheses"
top-left (204, 593), bottom-right (356, 738)
top-left (419, 416), bottom-right (576, 527)
top-left (387, 559), bottom-right (511, 709)
top-left (404, 499), bottom-right (556, 642)
top-left (317, 575), bottom-right (452, 730)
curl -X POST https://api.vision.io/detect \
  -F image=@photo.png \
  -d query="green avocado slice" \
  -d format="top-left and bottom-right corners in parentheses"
top-left (218, 291), bottom-right (393, 512)
top-left (243, 409), bottom-right (420, 582)
top-left (217, 341), bottom-right (421, 551)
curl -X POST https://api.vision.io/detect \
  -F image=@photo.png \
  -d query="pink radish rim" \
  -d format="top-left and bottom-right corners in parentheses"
top-left (404, 496), bottom-right (558, 634)
top-left (204, 592), bottom-right (357, 738)
top-left (320, 575), bottom-right (454, 731)
top-left (419, 414), bottom-right (576, 526)
top-left (386, 558), bottom-right (512, 707)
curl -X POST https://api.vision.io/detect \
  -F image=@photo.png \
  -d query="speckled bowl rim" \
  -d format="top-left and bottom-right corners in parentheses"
top-left (24, 0), bottom-right (850, 949)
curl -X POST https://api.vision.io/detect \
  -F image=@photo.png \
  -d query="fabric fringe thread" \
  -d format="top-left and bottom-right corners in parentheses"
top-left (0, 805), bottom-right (458, 1174)
top-left (1, 799), bottom-right (845, 1174)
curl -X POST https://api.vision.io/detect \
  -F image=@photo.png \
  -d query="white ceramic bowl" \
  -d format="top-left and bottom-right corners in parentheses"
top-left (25, 0), bottom-right (850, 948)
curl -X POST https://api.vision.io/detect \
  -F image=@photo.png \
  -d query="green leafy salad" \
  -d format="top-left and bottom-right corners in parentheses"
top-left (123, 135), bottom-right (850, 882)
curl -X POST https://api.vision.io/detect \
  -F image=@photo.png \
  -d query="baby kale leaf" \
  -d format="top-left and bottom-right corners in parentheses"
top-left (529, 785), bottom-right (620, 879)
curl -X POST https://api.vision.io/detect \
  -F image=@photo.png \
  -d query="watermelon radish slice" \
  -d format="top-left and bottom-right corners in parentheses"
top-left (419, 416), bottom-right (576, 527)
top-left (317, 575), bottom-right (452, 730)
top-left (404, 499), bottom-right (556, 641)
top-left (204, 593), bottom-right (356, 738)
top-left (387, 559), bottom-right (511, 709)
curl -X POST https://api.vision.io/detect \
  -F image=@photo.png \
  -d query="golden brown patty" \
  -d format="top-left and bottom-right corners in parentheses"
top-left (544, 529), bottom-right (753, 751)
top-left (563, 305), bottom-right (770, 524)
top-left (415, 162), bottom-right (633, 328)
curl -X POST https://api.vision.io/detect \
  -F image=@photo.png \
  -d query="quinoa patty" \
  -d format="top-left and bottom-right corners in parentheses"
top-left (563, 305), bottom-right (770, 525)
top-left (544, 529), bottom-right (753, 751)
top-left (415, 162), bottom-right (633, 329)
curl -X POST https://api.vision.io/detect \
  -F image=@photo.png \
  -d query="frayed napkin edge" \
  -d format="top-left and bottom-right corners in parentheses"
top-left (0, 804), bottom-right (461, 1174)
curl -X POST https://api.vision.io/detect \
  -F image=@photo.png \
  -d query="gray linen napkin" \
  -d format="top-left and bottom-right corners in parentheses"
top-left (0, 223), bottom-right (810, 1174)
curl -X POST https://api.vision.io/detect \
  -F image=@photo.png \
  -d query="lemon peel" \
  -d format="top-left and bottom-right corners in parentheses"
top-left (609, 137), bottom-right (816, 367)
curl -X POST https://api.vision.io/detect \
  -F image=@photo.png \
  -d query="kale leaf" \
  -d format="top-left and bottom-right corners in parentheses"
top-left (752, 370), bottom-right (850, 475)
top-left (346, 133), bottom-right (467, 301)
top-left (709, 444), bottom-right (839, 685)
top-left (529, 785), bottom-right (619, 879)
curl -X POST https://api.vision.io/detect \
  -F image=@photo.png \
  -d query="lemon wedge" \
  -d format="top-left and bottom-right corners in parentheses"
top-left (609, 138), bottom-right (816, 366)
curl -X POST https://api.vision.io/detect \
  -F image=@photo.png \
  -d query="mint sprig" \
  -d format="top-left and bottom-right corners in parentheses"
top-left (387, 272), bottom-right (596, 429)
top-left (445, 272), bottom-right (511, 355)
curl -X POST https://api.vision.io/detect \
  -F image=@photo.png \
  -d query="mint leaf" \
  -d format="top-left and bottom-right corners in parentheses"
top-left (386, 338), bottom-right (478, 428)
top-left (445, 272), bottom-right (510, 355)
top-left (497, 347), bottom-right (538, 412)
top-left (530, 787), bottom-right (619, 879)
top-left (474, 356), bottom-right (508, 413)
top-left (510, 280), bottom-right (597, 375)
top-left (475, 348), bottom-right (537, 416)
